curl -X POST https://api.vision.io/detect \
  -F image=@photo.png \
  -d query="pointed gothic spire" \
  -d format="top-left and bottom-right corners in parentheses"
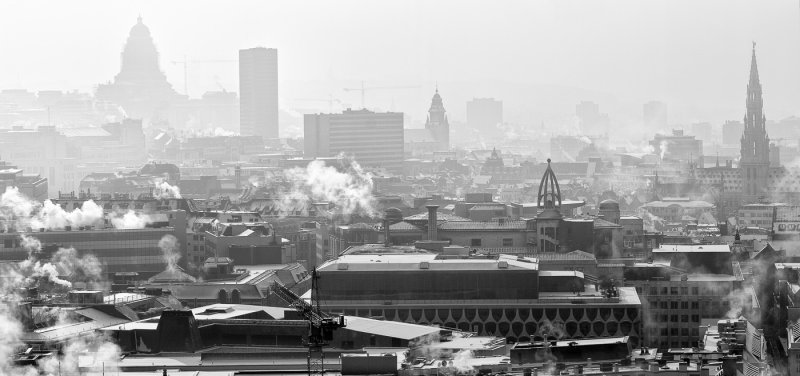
top-left (749, 42), bottom-right (759, 89)
top-left (538, 158), bottom-right (562, 210)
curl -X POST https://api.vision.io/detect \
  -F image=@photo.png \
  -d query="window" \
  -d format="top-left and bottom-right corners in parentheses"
top-left (3, 239), bottom-right (12, 248)
top-left (660, 328), bottom-right (668, 336)
top-left (471, 239), bottom-right (482, 247)
top-left (691, 315), bottom-right (699, 322)
top-left (681, 287), bottom-right (688, 295)
top-left (670, 287), bottom-right (679, 295)
top-left (670, 302), bottom-right (678, 309)
top-left (650, 287), bottom-right (658, 295)
top-left (681, 302), bottom-right (688, 309)
top-left (660, 302), bottom-right (668, 309)
top-left (681, 315), bottom-right (688, 322)
top-left (650, 301), bottom-right (658, 309)
top-left (691, 302), bottom-right (699, 309)
top-left (681, 328), bottom-right (689, 336)
top-left (670, 315), bottom-right (678, 322)
top-left (661, 287), bottom-right (668, 295)
top-left (502, 238), bottom-right (513, 247)
top-left (670, 328), bottom-right (678, 336)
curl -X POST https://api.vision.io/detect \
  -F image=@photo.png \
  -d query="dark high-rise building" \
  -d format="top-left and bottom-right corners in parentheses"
top-left (239, 47), bottom-right (278, 139)
top-left (740, 44), bottom-right (770, 202)
top-left (96, 16), bottom-right (179, 122)
top-left (466, 98), bottom-right (503, 133)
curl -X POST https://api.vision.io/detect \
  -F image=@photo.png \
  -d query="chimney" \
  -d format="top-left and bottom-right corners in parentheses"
top-left (383, 218), bottom-right (391, 246)
top-left (234, 165), bottom-right (242, 188)
top-left (426, 205), bottom-right (439, 241)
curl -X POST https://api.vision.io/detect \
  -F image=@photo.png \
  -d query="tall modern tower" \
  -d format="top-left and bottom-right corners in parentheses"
top-left (740, 43), bottom-right (770, 202)
top-left (424, 88), bottom-right (450, 151)
top-left (239, 47), bottom-right (278, 139)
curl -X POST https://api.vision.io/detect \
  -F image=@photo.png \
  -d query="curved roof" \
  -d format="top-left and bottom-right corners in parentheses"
top-left (599, 199), bottom-right (619, 207)
top-left (130, 16), bottom-right (151, 38)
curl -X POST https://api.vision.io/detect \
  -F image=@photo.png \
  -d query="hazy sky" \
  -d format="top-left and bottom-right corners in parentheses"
top-left (1, 0), bottom-right (799, 127)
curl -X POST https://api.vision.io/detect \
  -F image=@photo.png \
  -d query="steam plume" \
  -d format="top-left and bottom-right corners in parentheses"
top-left (280, 159), bottom-right (377, 219)
top-left (158, 234), bottom-right (181, 272)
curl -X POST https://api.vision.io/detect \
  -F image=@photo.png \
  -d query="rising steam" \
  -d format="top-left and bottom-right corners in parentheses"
top-left (280, 159), bottom-right (377, 219)
top-left (153, 181), bottom-right (182, 199)
top-left (158, 234), bottom-right (181, 272)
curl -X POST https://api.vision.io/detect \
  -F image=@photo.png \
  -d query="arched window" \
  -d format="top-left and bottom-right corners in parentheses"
top-left (217, 289), bottom-right (228, 303)
top-left (231, 289), bottom-right (241, 304)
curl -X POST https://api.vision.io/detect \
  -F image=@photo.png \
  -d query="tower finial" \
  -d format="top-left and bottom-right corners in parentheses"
top-left (435, 82), bottom-right (438, 93)
top-left (138, 14), bottom-right (143, 23)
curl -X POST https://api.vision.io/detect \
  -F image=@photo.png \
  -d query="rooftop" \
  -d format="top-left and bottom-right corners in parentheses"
top-left (318, 253), bottom-right (539, 272)
top-left (652, 244), bottom-right (731, 253)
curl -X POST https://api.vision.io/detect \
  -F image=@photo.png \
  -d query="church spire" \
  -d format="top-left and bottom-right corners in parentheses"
top-left (740, 42), bottom-right (770, 201)
top-left (746, 42), bottom-right (764, 130)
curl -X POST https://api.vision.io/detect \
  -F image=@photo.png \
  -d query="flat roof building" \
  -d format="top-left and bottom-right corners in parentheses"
top-left (316, 249), bottom-right (642, 345)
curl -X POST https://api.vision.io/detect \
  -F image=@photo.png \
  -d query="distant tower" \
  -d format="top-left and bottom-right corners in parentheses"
top-left (740, 43), bottom-right (770, 202)
top-left (96, 16), bottom-right (178, 121)
top-left (536, 159), bottom-right (562, 252)
top-left (239, 47), bottom-right (279, 139)
top-left (425, 87), bottom-right (450, 151)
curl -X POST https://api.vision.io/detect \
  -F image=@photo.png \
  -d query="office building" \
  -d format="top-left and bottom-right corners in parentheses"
top-left (239, 47), bottom-right (279, 139)
top-left (649, 130), bottom-right (703, 163)
top-left (304, 109), bottom-right (404, 172)
top-left (623, 244), bottom-right (749, 349)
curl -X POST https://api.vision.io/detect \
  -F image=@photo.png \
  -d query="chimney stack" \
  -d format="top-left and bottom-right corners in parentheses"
top-left (426, 205), bottom-right (439, 241)
top-left (383, 218), bottom-right (391, 246)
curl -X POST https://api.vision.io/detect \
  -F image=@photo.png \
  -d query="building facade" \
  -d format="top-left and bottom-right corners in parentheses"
top-left (304, 109), bottom-right (404, 172)
top-left (239, 47), bottom-right (279, 139)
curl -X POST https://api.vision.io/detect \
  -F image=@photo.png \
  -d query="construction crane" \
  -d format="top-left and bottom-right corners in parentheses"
top-left (271, 269), bottom-right (345, 376)
top-left (294, 95), bottom-right (344, 113)
top-left (170, 58), bottom-right (237, 97)
top-left (343, 81), bottom-right (420, 109)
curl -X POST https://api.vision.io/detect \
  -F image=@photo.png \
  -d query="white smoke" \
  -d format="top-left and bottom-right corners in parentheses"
top-left (659, 140), bottom-right (669, 160)
top-left (280, 159), bottom-right (377, 219)
top-left (0, 188), bottom-right (103, 231)
top-left (0, 188), bottom-right (122, 375)
top-left (158, 234), bottom-right (180, 272)
top-left (109, 210), bottom-right (153, 229)
top-left (153, 181), bottom-right (182, 199)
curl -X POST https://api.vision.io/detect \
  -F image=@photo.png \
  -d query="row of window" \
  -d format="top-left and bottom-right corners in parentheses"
top-left (469, 239), bottom-right (515, 247)
top-left (649, 301), bottom-right (699, 310)
top-left (652, 314), bottom-right (701, 323)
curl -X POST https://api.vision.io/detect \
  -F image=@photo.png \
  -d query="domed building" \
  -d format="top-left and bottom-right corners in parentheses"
top-left (97, 16), bottom-right (181, 123)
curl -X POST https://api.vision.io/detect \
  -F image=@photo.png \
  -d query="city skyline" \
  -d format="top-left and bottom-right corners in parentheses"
top-left (1, 1), bottom-right (800, 127)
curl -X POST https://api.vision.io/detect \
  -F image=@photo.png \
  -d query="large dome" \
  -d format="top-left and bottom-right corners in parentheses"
top-left (129, 16), bottom-right (151, 38)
